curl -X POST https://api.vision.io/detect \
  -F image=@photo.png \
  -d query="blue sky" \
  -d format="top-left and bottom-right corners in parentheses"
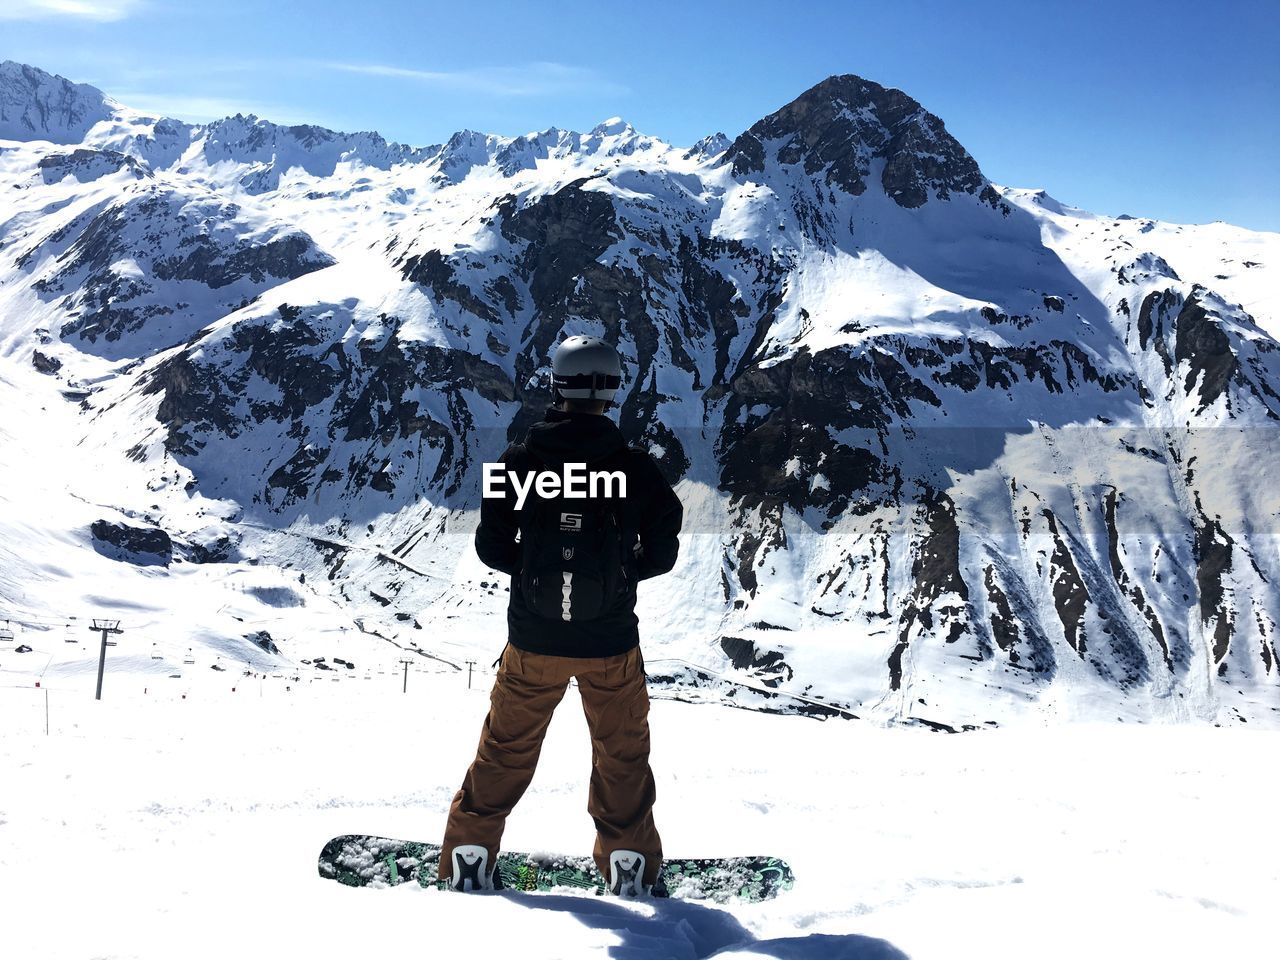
top-left (4, 0), bottom-right (1278, 230)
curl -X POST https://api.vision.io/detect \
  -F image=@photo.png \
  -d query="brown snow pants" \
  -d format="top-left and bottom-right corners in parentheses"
top-left (441, 644), bottom-right (662, 886)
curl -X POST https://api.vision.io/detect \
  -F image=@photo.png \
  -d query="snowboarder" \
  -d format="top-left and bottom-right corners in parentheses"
top-left (441, 336), bottom-right (684, 896)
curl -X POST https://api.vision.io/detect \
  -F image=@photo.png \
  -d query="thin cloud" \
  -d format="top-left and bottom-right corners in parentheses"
top-left (321, 59), bottom-right (629, 98)
top-left (0, 0), bottom-right (146, 21)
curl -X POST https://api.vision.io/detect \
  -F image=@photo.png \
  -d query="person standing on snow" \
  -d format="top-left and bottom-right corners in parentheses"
top-left (440, 335), bottom-right (684, 896)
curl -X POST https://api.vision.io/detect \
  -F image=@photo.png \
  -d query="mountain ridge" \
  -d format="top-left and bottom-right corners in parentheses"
top-left (1, 60), bottom-right (1278, 727)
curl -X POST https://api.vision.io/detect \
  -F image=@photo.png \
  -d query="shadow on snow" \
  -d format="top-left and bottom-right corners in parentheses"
top-left (504, 890), bottom-right (910, 960)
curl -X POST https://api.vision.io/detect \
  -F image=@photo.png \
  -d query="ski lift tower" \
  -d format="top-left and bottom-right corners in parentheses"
top-left (90, 620), bottom-right (123, 701)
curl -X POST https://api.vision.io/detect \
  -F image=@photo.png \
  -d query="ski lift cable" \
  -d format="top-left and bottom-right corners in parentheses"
top-left (1, 614), bottom-right (90, 628)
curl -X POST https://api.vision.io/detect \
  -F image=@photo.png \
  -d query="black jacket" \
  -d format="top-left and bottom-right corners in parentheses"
top-left (475, 407), bottom-right (683, 657)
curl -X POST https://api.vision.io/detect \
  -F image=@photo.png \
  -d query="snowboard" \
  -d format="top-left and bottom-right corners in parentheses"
top-left (318, 835), bottom-right (794, 903)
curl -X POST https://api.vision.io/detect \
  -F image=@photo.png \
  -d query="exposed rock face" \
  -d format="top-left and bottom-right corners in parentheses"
top-left (20, 189), bottom-right (333, 359)
top-left (891, 489), bottom-right (970, 690)
top-left (140, 302), bottom-right (515, 508)
top-left (721, 346), bottom-right (891, 517)
top-left (1174, 293), bottom-right (1238, 413)
top-left (1133, 286), bottom-right (1279, 418)
top-left (722, 74), bottom-right (993, 210)
top-left (1195, 517), bottom-right (1235, 673)
top-left (182, 535), bottom-right (238, 565)
top-left (90, 520), bottom-right (172, 564)
top-left (399, 250), bottom-right (503, 323)
top-left (498, 181), bottom-right (624, 357)
top-left (1104, 488), bottom-right (1179, 673)
top-left (982, 561), bottom-right (1055, 675)
top-left (0, 60), bottom-right (115, 143)
top-left (39, 148), bottom-right (151, 184)
top-left (720, 635), bottom-right (794, 687)
top-left (684, 132), bottom-right (731, 160)
top-left (493, 180), bottom-right (700, 479)
top-left (244, 630), bottom-right (280, 654)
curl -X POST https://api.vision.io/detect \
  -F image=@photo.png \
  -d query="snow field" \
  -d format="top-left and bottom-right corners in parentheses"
top-left (0, 669), bottom-right (1275, 959)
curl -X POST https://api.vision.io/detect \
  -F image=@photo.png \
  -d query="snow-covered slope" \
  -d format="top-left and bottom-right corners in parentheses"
top-left (1, 675), bottom-right (1275, 960)
top-left (2, 61), bottom-right (1278, 727)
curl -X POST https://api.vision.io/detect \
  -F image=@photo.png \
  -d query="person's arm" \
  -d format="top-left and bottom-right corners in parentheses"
top-left (475, 444), bottom-right (523, 576)
top-left (632, 452), bottom-right (683, 580)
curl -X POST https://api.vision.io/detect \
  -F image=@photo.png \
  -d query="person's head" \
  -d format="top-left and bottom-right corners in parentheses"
top-left (550, 336), bottom-right (622, 414)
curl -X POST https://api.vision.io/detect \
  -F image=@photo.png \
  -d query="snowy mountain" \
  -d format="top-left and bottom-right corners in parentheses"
top-left (1, 60), bottom-right (1278, 727)
top-left (0, 60), bottom-right (121, 143)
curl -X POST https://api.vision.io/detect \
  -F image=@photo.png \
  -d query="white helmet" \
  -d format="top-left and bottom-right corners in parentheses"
top-left (550, 336), bottom-right (623, 402)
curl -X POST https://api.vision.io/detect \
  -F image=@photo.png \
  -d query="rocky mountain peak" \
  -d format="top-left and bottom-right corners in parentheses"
top-left (684, 131), bottom-right (731, 160)
top-left (722, 72), bottom-right (989, 208)
top-left (0, 60), bottom-right (119, 144)
top-left (590, 116), bottom-right (634, 137)
top-left (581, 116), bottom-right (658, 158)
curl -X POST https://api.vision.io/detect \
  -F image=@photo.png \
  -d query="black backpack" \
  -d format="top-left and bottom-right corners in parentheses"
top-left (517, 448), bottom-right (632, 623)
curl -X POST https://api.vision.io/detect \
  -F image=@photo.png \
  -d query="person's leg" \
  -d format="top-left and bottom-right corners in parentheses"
top-left (575, 646), bottom-right (662, 886)
top-left (441, 645), bottom-right (570, 882)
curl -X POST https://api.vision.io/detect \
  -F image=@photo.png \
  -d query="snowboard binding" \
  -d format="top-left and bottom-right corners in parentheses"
top-left (607, 850), bottom-right (649, 897)
top-left (446, 844), bottom-right (497, 892)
